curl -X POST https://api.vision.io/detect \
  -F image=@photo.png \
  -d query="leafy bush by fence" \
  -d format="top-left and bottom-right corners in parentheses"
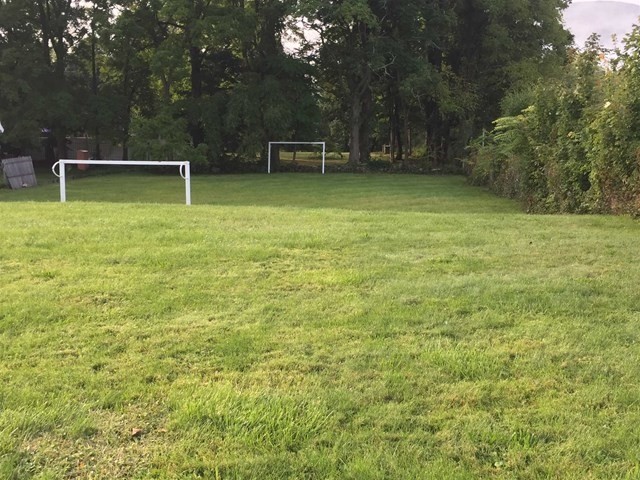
top-left (467, 30), bottom-right (640, 216)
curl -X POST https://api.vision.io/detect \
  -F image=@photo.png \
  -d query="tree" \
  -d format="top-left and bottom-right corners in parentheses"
top-left (227, 0), bottom-right (320, 170)
top-left (447, 0), bottom-right (571, 149)
top-left (0, 0), bottom-right (573, 172)
top-left (35, 0), bottom-right (88, 160)
top-left (372, 0), bottom-right (452, 163)
top-left (0, 0), bottom-right (46, 151)
top-left (0, 0), bottom-right (92, 161)
top-left (303, 0), bottom-right (380, 165)
top-left (99, 3), bottom-right (157, 159)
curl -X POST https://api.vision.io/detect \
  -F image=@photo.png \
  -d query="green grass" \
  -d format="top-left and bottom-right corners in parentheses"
top-left (1, 173), bottom-right (640, 478)
top-left (0, 171), bottom-right (514, 212)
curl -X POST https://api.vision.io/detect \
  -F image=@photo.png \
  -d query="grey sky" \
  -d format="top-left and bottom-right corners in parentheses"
top-left (563, 0), bottom-right (640, 49)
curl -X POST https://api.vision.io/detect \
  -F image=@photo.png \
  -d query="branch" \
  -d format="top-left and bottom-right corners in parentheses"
top-left (373, 55), bottom-right (396, 77)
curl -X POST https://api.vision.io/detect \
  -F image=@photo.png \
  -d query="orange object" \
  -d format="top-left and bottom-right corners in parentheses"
top-left (76, 149), bottom-right (89, 171)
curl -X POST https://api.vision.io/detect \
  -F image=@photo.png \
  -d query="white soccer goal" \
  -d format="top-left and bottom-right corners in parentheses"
top-left (268, 141), bottom-right (326, 174)
top-left (51, 159), bottom-right (192, 205)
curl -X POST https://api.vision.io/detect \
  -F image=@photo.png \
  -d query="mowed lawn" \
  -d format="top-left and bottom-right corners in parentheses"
top-left (1, 173), bottom-right (640, 479)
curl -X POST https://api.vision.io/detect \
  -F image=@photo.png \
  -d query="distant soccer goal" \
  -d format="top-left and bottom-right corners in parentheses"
top-left (268, 142), bottom-right (326, 174)
top-left (52, 159), bottom-right (192, 205)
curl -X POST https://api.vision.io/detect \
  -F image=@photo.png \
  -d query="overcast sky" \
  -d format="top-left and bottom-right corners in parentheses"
top-left (564, 0), bottom-right (640, 49)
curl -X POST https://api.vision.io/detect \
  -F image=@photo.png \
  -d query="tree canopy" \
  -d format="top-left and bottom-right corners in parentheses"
top-left (0, 0), bottom-right (572, 170)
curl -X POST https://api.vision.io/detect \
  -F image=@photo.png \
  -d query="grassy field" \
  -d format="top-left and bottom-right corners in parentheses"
top-left (1, 173), bottom-right (640, 479)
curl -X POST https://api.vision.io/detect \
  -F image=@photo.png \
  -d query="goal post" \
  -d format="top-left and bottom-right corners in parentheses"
top-left (268, 142), bottom-right (326, 174)
top-left (51, 159), bottom-right (192, 205)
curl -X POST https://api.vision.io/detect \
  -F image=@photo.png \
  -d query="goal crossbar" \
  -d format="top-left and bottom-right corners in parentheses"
top-left (52, 159), bottom-right (192, 205)
top-left (268, 142), bottom-right (326, 174)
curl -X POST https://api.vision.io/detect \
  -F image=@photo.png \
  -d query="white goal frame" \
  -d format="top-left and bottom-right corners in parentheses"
top-left (268, 142), bottom-right (326, 174)
top-left (52, 159), bottom-right (192, 205)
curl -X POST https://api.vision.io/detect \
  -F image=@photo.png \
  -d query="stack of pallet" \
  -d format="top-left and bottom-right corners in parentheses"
top-left (1, 156), bottom-right (38, 189)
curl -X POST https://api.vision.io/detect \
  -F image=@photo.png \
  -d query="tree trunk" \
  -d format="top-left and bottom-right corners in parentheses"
top-left (122, 105), bottom-right (131, 160)
top-left (360, 83), bottom-right (372, 163)
top-left (347, 19), bottom-right (373, 166)
top-left (348, 72), bottom-right (372, 166)
top-left (349, 94), bottom-right (362, 166)
top-left (271, 144), bottom-right (280, 171)
top-left (188, 45), bottom-right (205, 147)
top-left (394, 100), bottom-right (403, 163)
top-left (404, 112), bottom-right (411, 158)
top-left (390, 130), bottom-right (395, 163)
top-left (92, 27), bottom-right (101, 158)
top-left (388, 79), bottom-right (403, 163)
top-left (36, 1), bottom-right (51, 66)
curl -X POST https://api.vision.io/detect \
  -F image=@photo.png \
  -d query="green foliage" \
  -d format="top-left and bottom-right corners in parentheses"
top-left (499, 88), bottom-right (535, 117)
top-left (226, 55), bottom-right (321, 164)
top-left (449, 0), bottom-right (571, 146)
top-left (129, 109), bottom-right (208, 168)
top-left (468, 31), bottom-right (640, 215)
top-left (466, 113), bottom-right (532, 200)
top-left (0, 0), bottom-right (573, 172)
top-left (587, 27), bottom-right (640, 214)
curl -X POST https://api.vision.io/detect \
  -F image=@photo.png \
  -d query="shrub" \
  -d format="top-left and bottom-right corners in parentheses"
top-left (467, 32), bottom-right (640, 216)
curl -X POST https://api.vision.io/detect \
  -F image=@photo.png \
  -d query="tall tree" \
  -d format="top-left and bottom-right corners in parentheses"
top-left (0, 0), bottom-right (92, 161)
top-left (100, 3), bottom-right (157, 159)
top-left (373, 0), bottom-right (452, 163)
top-left (447, 0), bottom-right (571, 146)
top-left (227, 0), bottom-right (320, 170)
top-left (305, 0), bottom-right (380, 165)
top-left (0, 0), bottom-right (46, 151)
top-left (36, 0), bottom-right (87, 160)
top-left (0, 0), bottom-right (573, 170)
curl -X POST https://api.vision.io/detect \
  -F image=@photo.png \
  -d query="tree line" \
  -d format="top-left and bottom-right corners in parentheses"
top-left (467, 28), bottom-right (640, 216)
top-left (0, 0), bottom-right (571, 171)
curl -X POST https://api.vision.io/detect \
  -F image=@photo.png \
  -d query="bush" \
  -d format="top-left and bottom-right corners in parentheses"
top-left (467, 32), bottom-right (640, 216)
top-left (129, 109), bottom-right (208, 171)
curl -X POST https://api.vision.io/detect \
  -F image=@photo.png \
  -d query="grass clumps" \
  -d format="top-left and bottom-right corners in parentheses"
top-left (1, 174), bottom-right (640, 478)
